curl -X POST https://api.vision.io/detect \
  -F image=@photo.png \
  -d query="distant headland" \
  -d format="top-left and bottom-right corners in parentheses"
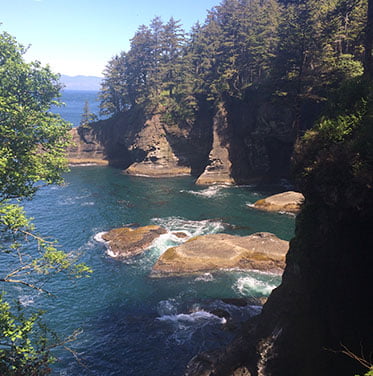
top-left (60, 74), bottom-right (102, 91)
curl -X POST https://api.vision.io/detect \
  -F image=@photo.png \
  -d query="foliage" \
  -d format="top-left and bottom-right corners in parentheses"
top-left (0, 298), bottom-right (52, 376)
top-left (0, 31), bottom-right (91, 374)
top-left (80, 101), bottom-right (97, 128)
top-left (100, 0), bottom-right (368, 135)
top-left (293, 76), bottom-right (373, 216)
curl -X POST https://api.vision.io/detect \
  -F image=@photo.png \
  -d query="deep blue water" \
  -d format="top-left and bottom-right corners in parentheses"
top-left (51, 90), bottom-right (100, 126)
top-left (15, 167), bottom-right (295, 376)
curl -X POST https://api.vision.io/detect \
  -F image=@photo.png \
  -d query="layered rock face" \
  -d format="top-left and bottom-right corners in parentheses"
top-left (196, 104), bottom-right (235, 185)
top-left (124, 115), bottom-right (191, 177)
top-left (67, 128), bottom-right (108, 165)
top-left (67, 93), bottom-right (313, 183)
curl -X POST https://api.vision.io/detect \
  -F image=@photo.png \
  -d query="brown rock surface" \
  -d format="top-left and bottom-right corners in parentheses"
top-left (67, 128), bottom-right (108, 165)
top-left (253, 191), bottom-right (304, 214)
top-left (151, 232), bottom-right (288, 277)
top-left (102, 225), bottom-right (167, 258)
top-left (124, 115), bottom-right (191, 177)
top-left (196, 104), bottom-right (235, 185)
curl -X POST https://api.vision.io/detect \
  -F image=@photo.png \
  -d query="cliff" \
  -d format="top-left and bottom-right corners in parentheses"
top-left (67, 92), bottom-right (316, 184)
top-left (185, 81), bottom-right (373, 376)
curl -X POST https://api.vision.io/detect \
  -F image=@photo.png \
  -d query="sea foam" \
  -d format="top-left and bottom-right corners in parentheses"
top-left (181, 185), bottom-right (228, 198)
top-left (235, 275), bottom-right (278, 296)
top-left (94, 231), bottom-right (108, 243)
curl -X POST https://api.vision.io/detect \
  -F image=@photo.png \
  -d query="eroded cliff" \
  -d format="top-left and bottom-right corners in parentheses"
top-left (67, 92), bottom-right (312, 184)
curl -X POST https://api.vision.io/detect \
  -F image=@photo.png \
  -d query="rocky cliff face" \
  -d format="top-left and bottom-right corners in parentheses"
top-left (67, 93), bottom-right (309, 184)
top-left (184, 90), bottom-right (373, 376)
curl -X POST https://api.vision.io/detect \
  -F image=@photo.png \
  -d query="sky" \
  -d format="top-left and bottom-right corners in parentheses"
top-left (1, 0), bottom-right (219, 77)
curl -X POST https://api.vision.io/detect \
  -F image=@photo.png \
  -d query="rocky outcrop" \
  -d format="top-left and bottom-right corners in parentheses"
top-left (67, 128), bottom-right (108, 165)
top-left (101, 225), bottom-right (166, 258)
top-left (124, 115), bottom-right (191, 177)
top-left (196, 104), bottom-right (235, 185)
top-left (66, 92), bottom-right (320, 183)
top-left (151, 232), bottom-right (288, 277)
top-left (185, 90), bottom-right (373, 376)
top-left (252, 191), bottom-right (304, 214)
top-left (66, 102), bottom-right (212, 177)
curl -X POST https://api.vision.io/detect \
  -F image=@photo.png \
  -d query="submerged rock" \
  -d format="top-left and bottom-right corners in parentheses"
top-left (252, 191), bottom-right (304, 214)
top-left (151, 232), bottom-right (288, 277)
top-left (102, 225), bottom-right (167, 258)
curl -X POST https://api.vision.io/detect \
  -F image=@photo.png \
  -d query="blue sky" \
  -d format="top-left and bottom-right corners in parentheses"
top-left (1, 0), bottom-right (218, 77)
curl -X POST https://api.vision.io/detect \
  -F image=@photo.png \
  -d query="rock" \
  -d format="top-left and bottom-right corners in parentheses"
top-left (67, 128), bottom-right (108, 165)
top-left (196, 104), bottom-right (235, 185)
top-left (124, 114), bottom-right (191, 177)
top-left (125, 162), bottom-right (191, 177)
top-left (210, 309), bottom-right (231, 321)
top-left (173, 232), bottom-right (189, 239)
top-left (151, 232), bottom-right (288, 277)
top-left (102, 225), bottom-right (167, 258)
top-left (221, 297), bottom-right (267, 307)
top-left (221, 298), bottom-right (248, 307)
top-left (252, 191), bottom-right (304, 214)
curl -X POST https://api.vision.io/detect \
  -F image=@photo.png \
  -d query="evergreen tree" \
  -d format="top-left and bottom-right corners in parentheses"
top-left (80, 101), bottom-right (97, 127)
top-left (100, 52), bottom-right (129, 115)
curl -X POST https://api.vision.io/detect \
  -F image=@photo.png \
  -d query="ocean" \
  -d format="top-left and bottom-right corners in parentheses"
top-left (52, 90), bottom-right (101, 127)
top-left (14, 91), bottom-right (295, 375)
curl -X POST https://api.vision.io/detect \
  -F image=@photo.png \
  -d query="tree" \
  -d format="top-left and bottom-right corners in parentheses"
top-left (80, 101), bottom-right (97, 128)
top-left (0, 31), bottom-right (90, 374)
top-left (99, 52), bottom-right (129, 116)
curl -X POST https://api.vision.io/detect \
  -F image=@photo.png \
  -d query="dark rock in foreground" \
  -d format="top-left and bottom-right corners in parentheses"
top-left (151, 232), bottom-right (288, 277)
top-left (102, 225), bottom-right (167, 258)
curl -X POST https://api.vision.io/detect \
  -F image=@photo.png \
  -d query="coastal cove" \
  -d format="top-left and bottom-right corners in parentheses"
top-left (19, 166), bottom-right (294, 375)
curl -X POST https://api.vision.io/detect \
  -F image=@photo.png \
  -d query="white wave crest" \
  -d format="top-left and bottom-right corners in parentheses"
top-left (156, 309), bottom-right (226, 344)
top-left (81, 201), bottom-right (95, 206)
top-left (93, 231), bottom-right (108, 243)
top-left (157, 299), bottom-right (179, 316)
top-left (246, 202), bottom-right (256, 208)
top-left (149, 218), bottom-right (225, 257)
top-left (19, 295), bottom-right (35, 307)
top-left (157, 310), bottom-right (226, 325)
top-left (181, 185), bottom-right (228, 198)
top-left (194, 273), bottom-right (214, 282)
top-left (151, 217), bottom-right (225, 238)
top-left (235, 275), bottom-right (278, 296)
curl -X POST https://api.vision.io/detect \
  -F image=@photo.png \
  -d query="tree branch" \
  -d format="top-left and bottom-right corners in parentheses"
top-left (0, 278), bottom-right (55, 296)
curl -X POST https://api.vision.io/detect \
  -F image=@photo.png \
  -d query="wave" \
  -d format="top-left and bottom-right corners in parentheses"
top-left (235, 275), bottom-right (279, 297)
top-left (157, 310), bottom-right (226, 325)
top-left (156, 309), bottom-right (227, 344)
top-left (157, 299), bottom-right (179, 316)
top-left (194, 273), bottom-right (214, 282)
top-left (149, 217), bottom-right (225, 257)
top-left (151, 217), bottom-right (225, 238)
top-left (94, 231), bottom-right (108, 243)
top-left (81, 201), bottom-right (95, 206)
top-left (19, 295), bottom-right (35, 307)
top-left (246, 202), bottom-right (256, 208)
top-left (181, 185), bottom-right (228, 198)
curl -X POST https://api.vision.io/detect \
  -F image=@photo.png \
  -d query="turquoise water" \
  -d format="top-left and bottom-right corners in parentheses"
top-left (17, 166), bottom-right (294, 375)
top-left (52, 90), bottom-right (100, 126)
